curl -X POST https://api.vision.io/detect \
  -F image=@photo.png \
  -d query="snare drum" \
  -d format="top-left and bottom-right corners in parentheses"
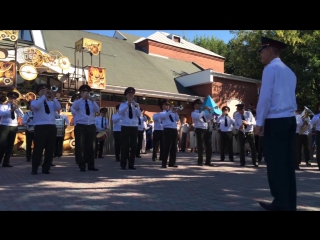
top-left (55, 118), bottom-right (65, 137)
top-left (96, 130), bottom-right (107, 141)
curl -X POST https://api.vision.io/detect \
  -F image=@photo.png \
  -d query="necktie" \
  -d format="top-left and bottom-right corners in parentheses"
top-left (11, 104), bottom-right (15, 120)
top-left (44, 100), bottom-right (50, 114)
top-left (242, 115), bottom-right (247, 129)
top-left (138, 116), bottom-right (141, 125)
top-left (225, 116), bottom-right (228, 127)
top-left (169, 114), bottom-right (174, 122)
top-left (85, 100), bottom-right (90, 115)
top-left (129, 105), bottom-right (133, 119)
top-left (200, 111), bottom-right (206, 122)
top-left (101, 117), bottom-right (103, 128)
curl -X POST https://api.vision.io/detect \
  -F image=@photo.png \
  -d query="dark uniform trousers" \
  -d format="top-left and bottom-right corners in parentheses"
top-left (195, 128), bottom-right (212, 164)
top-left (264, 117), bottom-right (297, 211)
top-left (257, 136), bottom-right (264, 162)
top-left (75, 124), bottom-right (96, 169)
top-left (25, 130), bottom-right (35, 161)
top-left (0, 125), bottom-right (18, 165)
top-left (238, 131), bottom-right (257, 165)
top-left (32, 125), bottom-right (57, 172)
top-left (295, 133), bottom-right (310, 165)
top-left (152, 130), bottom-right (164, 160)
top-left (220, 131), bottom-right (233, 161)
top-left (136, 130), bottom-right (144, 157)
top-left (316, 131), bottom-right (320, 170)
top-left (113, 131), bottom-right (121, 161)
top-left (163, 128), bottom-right (178, 166)
top-left (95, 135), bottom-right (105, 158)
top-left (54, 137), bottom-right (64, 157)
top-left (120, 126), bottom-right (138, 168)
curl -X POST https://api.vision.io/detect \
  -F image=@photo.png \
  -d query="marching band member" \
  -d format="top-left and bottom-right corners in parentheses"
top-left (136, 108), bottom-right (147, 158)
top-left (95, 107), bottom-right (109, 159)
top-left (159, 99), bottom-right (179, 168)
top-left (53, 109), bottom-right (70, 159)
top-left (234, 103), bottom-right (258, 167)
top-left (310, 102), bottom-right (320, 171)
top-left (72, 85), bottom-right (100, 172)
top-left (211, 115), bottom-right (220, 153)
top-left (22, 102), bottom-right (35, 162)
top-left (112, 104), bottom-right (122, 162)
top-left (118, 87), bottom-right (141, 170)
top-left (152, 104), bottom-right (165, 162)
top-left (0, 91), bottom-right (24, 167)
top-left (191, 98), bottom-right (215, 166)
top-left (216, 106), bottom-right (235, 162)
top-left (70, 93), bottom-right (80, 164)
top-left (30, 84), bottom-right (61, 174)
top-left (295, 105), bottom-right (312, 170)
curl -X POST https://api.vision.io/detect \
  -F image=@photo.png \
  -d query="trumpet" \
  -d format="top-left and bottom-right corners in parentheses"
top-left (131, 100), bottom-right (139, 109)
top-left (51, 86), bottom-right (58, 92)
top-left (172, 105), bottom-right (184, 111)
top-left (9, 99), bottom-right (19, 110)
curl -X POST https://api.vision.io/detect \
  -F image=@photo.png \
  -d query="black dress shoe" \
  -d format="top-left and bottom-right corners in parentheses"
top-left (306, 161), bottom-right (311, 166)
top-left (168, 165), bottom-right (178, 167)
top-left (161, 165), bottom-right (167, 168)
top-left (98, 156), bottom-right (104, 159)
top-left (152, 158), bottom-right (156, 161)
top-left (31, 171), bottom-right (37, 175)
top-left (3, 164), bottom-right (13, 167)
top-left (79, 168), bottom-right (86, 172)
top-left (220, 159), bottom-right (224, 161)
top-left (197, 163), bottom-right (203, 166)
top-left (42, 170), bottom-right (50, 174)
top-left (136, 155), bottom-right (141, 158)
top-left (205, 163), bottom-right (215, 166)
top-left (88, 168), bottom-right (99, 171)
top-left (51, 164), bottom-right (56, 166)
top-left (259, 201), bottom-right (276, 211)
top-left (26, 159), bottom-right (31, 162)
top-left (120, 167), bottom-right (126, 170)
top-left (128, 167), bottom-right (136, 170)
top-left (253, 164), bottom-right (259, 167)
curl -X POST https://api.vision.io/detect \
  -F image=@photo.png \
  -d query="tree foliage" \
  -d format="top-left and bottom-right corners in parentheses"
top-left (191, 30), bottom-right (320, 111)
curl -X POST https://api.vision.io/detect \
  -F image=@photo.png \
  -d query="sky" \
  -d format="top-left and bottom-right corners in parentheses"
top-left (85, 30), bottom-right (235, 43)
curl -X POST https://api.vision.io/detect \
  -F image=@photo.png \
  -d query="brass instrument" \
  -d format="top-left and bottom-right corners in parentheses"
top-left (172, 105), bottom-right (184, 111)
top-left (18, 99), bottom-right (28, 109)
top-left (131, 99), bottom-right (139, 109)
top-left (299, 106), bottom-right (315, 134)
top-left (51, 86), bottom-right (59, 92)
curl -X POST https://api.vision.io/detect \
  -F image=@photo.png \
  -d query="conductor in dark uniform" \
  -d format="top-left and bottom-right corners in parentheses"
top-left (72, 85), bottom-right (100, 172)
top-left (255, 37), bottom-right (297, 211)
top-left (30, 84), bottom-right (61, 174)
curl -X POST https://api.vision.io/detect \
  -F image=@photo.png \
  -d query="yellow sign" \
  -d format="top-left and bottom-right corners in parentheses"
top-left (0, 61), bottom-right (16, 88)
top-left (87, 66), bottom-right (106, 90)
top-left (0, 30), bottom-right (18, 41)
top-left (75, 38), bottom-right (102, 55)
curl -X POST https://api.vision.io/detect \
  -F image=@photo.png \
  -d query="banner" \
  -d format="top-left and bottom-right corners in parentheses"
top-left (87, 66), bottom-right (106, 90)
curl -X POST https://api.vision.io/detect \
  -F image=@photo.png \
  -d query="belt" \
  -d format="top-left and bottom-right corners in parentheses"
top-left (245, 131), bottom-right (254, 134)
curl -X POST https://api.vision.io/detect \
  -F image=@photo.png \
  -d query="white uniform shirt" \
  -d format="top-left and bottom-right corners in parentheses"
top-left (152, 112), bottom-right (163, 131)
top-left (118, 101), bottom-right (141, 127)
top-left (256, 58), bottom-right (297, 126)
top-left (95, 116), bottom-right (109, 132)
top-left (181, 123), bottom-right (189, 133)
top-left (0, 103), bottom-right (24, 126)
top-left (159, 110), bottom-right (179, 129)
top-left (217, 114), bottom-right (235, 132)
top-left (71, 98), bottom-right (100, 125)
top-left (311, 113), bottom-right (320, 131)
top-left (30, 95), bottom-right (61, 125)
top-left (112, 112), bottom-right (122, 132)
top-left (137, 115), bottom-right (147, 131)
top-left (22, 110), bottom-right (35, 130)
top-left (191, 109), bottom-right (213, 129)
top-left (234, 111), bottom-right (256, 132)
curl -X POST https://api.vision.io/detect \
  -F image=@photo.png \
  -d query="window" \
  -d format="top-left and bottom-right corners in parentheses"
top-left (101, 93), bottom-right (114, 101)
top-left (18, 30), bottom-right (34, 43)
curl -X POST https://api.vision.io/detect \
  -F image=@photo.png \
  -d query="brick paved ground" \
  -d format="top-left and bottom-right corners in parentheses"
top-left (0, 151), bottom-right (319, 211)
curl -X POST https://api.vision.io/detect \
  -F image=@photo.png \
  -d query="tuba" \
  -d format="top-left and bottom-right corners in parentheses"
top-left (299, 106), bottom-right (315, 134)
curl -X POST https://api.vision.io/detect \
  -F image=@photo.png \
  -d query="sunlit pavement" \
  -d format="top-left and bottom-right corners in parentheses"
top-left (0, 151), bottom-right (319, 211)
